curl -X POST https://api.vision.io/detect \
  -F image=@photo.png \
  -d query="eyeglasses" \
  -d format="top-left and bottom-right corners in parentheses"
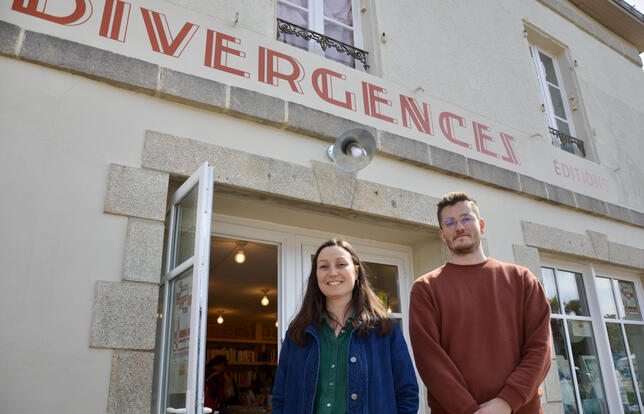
top-left (442, 214), bottom-right (477, 230)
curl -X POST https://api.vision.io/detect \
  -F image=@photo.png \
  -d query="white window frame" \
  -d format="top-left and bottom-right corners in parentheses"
top-left (593, 263), bottom-right (644, 413)
top-left (277, 0), bottom-right (365, 69)
top-left (528, 44), bottom-right (577, 138)
top-left (540, 255), bottom-right (631, 413)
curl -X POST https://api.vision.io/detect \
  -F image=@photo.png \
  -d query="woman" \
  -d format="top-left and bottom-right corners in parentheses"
top-left (271, 239), bottom-right (418, 413)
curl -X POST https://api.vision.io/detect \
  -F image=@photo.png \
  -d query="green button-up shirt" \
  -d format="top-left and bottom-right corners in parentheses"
top-left (313, 314), bottom-right (354, 414)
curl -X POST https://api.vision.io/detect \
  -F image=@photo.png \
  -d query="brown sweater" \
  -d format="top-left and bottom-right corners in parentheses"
top-left (409, 258), bottom-right (551, 414)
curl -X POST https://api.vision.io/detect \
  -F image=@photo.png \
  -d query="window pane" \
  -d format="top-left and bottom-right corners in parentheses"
top-left (552, 319), bottom-right (579, 414)
top-left (567, 320), bottom-right (609, 414)
top-left (616, 280), bottom-right (643, 321)
top-left (165, 268), bottom-right (194, 409)
top-left (364, 261), bottom-right (401, 313)
top-left (596, 277), bottom-right (618, 319)
top-left (281, 0), bottom-right (307, 7)
top-left (324, 0), bottom-right (352, 25)
top-left (548, 85), bottom-right (567, 120)
top-left (277, 3), bottom-right (309, 50)
top-left (625, 324), bottom-right (644, 398)
top-left (542, 267), bottom-right (561, 314)
top-left (557, 270), bottom-right (590, 316)
top-left (174, 186), bottom-right (198, 267)
top-left (539, 51), bottom-right (559, 86)
top-left (606, 323), bottom-right (641, 413)
top-left (324, 21), bottom-right (354, 66)
top-left (555, 119), bottom-right (571, 136)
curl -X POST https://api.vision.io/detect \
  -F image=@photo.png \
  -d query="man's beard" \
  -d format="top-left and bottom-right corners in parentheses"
top-left (448, 236), bottom-right (480, 255)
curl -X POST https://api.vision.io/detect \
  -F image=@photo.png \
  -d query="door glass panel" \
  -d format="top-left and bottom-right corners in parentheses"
top-left (552, 319), bottom-right (578, 414)
top-left (542, 267), bottom-right (561, 314)
top-left (364, 261), bottom-right (400, 313)
top-left (539, 52), bottom-right (559, 86)
top-left (174, 186), bottom-right (198, 267)
top-left (625, 324), bottom-right (644, 397)
top-left (616, 280), bottom-right (643, 321)
top-left (166, 268), bottom-right (194, 410)
top-left (555, 119), bottom-right (571, 136)
top-left (566, 320), bottom-right (609, 413)
top-left (324, 21), bottom-right (354, 66)
top-left (558, 270), bottom-right (589, 316)
top-left (324, 0), bottom-right (352, 25)
top-left (606, 323), bottom-right (640, 413)
top-left (596, 277), bottom-right (618, 319)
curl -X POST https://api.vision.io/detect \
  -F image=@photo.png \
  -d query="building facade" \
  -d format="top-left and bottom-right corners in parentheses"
top-left (1, 0), bottom-right (644, 413)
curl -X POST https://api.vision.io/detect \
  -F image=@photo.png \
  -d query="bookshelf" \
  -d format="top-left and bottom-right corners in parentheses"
top-left (207, 322), bottom-right (278, 389)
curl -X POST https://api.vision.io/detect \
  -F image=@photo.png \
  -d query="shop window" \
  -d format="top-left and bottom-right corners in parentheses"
top-left (542, 267), bottom-right (609, 414)
top-left (596, 276), bottom-right (644, 412)
top-left (276, 0), bottom-right (368, 69)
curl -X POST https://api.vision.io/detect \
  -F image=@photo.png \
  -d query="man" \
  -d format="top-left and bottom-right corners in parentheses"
top-left (409, 192), bottom-right (551, 414)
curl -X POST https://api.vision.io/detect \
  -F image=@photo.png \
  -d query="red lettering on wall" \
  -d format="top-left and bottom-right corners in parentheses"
top-left (12, 0), bottom-right (93, 26)
top-left (204, 31), bottom-right (249, 78)
top-left (312, 68), bottom-right (355, 110)
top-left (400, 95), bottom-right (433, 135)
top-left (499, 132), bottom-right (520, 165)
top-left (553, 159), bottom-right (609, 191)
top-left (438, 112), bottom-right (470, 149)
top-left (99, 0), bottom-right (130, 42)
top-left (472, 122), bottom-right (498, 158)
top-left (258, 47), bottom-right (304, 94)
top-left (140, 8), bottom-right (198, 57)
top-left (361, 82), bottom-right (396, 124)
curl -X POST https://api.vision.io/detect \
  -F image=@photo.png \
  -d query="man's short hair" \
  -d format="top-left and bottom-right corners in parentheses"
top-left (436, 192), bottom-right (480, 227)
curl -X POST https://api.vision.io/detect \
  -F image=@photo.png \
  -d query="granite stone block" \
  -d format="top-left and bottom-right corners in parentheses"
top-left (519, 174), bottom-right (548, 199)
top-left (21, 31), bottom-right (158, 91)
top-left (286, 103), bottom-right (375, 142)
top-left (512, 245), bottom-right (543, 281)
top-left (545, 184), bottom-right (576, 207)
top-left (143, 130), bottom-right (223, 177)
top-left (522, 221), bottom-right (595, 258)
top-left (378, 131), bottom-right (430, 166)
top-left (122, 218), bottom-right (165, 283)
top-left (542, 401), bottom-right (565, 414)
top-left (629, 209), bottom-right (644, 228)
top-left (606, 203), bottom-right (633, 223)
top-left (0, 20), bottom-right (20, 56)
top-left (90, 281), bottom-right (159, 350)
top-left (108, 350), bottom-right (155, 414)
top-left (160, 68), bottom-right (227, 111)
top-left (574, 193), bottom-right (608, 216)
top-left (312, 161), bottom-right (357, 209)
top-left (429, 145), bottom-right (468, 176)
top-left (229, 86), bottom-right (285, 126)
top-left (609, 242), bottom-right (644, 269)
top-left (467, 159), bottom-right (520, 191)
top-left (104, 164), bottom-right (168, 221)
top-left (543, 361), bottom-right (563, 402)
top-left (268, 158), bottom-right (320, 203)
top-left (586, 230), bottom-right (609, 262)
top-left (353, 180), bottom-right (436, 225)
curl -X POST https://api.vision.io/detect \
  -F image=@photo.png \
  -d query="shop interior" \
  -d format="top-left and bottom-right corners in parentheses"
top-left (205, 236), bottom-right (279, 412)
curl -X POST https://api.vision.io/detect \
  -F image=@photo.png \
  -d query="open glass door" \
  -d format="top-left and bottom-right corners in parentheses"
top-left (154, 162), bottom-right (215, 414)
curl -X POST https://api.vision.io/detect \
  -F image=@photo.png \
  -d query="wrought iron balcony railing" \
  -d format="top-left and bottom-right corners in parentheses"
top-left (549, 127), bottom-right (586, 157)
top-left (276, 18), bottom-right (369, 69)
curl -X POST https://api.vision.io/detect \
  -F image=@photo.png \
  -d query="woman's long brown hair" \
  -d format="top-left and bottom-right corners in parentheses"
top-left (288, 239), bottom-right (394, 345)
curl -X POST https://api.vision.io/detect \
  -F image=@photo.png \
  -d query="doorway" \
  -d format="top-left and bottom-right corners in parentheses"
top-left (205, 236), bottom-right (278, 412)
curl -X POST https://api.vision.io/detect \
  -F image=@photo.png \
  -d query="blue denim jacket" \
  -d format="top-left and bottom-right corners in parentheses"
top-left (271, 320), bottom-right (419, 414)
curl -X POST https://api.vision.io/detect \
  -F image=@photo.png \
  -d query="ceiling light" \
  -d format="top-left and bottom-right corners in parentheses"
top-left (387, 306), bottom-right (392, 314)
top-left (217, 312), bottom-right (224, 324)
top-left (234, 249), bottom-right (246, 264)
top-left (275, 320), bottom-right (278, 328)
top-left (260, 289), bottom-right (270, 307)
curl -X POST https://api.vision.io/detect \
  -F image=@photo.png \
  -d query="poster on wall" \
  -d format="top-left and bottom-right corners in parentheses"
top-left (618, 281), bottom-right (642, 320)
top-left (168, 275), bottom-right (192, 394)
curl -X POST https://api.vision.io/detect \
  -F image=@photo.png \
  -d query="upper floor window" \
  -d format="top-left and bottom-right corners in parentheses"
top-left (276, 0), bottom-right (368, 69)
top-left (529, 45), bottom-right (585, 158)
